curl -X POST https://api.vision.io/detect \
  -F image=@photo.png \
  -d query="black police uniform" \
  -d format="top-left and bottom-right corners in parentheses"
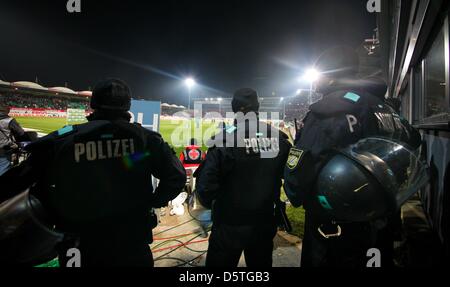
top-left (284, 83), bottom-right (421, 267)
top-left (0, 112), bottom-right (186, 267)
top-left (196, 116), bottom-right (292, 267)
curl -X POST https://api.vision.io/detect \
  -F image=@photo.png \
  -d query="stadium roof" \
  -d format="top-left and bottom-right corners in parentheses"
top-left (161, 103), bottom-right (185, 109)
top-left (12, 81), bottom-right (48, 90)
top-left (48, 87), bottom-right (77, 94)
top-left (1, 79), bottom-right (91, 97)
top-left (77, 91), bottom-right (92, 97)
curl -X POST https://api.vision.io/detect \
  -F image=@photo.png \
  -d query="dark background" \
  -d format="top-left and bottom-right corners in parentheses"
top-left (0, 0), bottom-right (376, 104)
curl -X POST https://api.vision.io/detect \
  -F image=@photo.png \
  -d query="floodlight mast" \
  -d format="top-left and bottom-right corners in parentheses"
top-left (184, 78), bottom-right (196, 110)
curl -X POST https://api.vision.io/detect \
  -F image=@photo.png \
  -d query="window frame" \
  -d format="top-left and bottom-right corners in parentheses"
top-left (419, 15), bottom-right (450, 125)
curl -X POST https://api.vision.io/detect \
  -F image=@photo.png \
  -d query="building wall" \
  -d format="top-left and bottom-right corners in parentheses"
top-left (380, 0), bottom-right (450, 256)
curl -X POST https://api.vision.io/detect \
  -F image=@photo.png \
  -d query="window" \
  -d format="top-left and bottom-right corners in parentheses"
top-left (424, 25), bottom-right (449, 122)
top-left (400, 76), bottom-right (411, 120)
top-left (412, 62), bottom-right (423, 124)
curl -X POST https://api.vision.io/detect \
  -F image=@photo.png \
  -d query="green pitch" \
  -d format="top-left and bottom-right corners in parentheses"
top-left (15, 117), bottom-right (80, 134)
top-left (15, 117), bottom-right (218, 156)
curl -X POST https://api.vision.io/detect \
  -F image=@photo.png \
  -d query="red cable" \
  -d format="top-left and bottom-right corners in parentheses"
top-left (153, 232), bottom-right (196, 241)
top-left (152, 239), bottom-right (209, 253)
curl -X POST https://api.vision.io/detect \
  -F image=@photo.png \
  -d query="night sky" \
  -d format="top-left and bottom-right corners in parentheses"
top-left (1, 0), bottom-right (376, 105)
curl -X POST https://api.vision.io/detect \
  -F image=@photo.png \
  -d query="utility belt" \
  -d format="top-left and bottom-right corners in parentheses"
top-left (211, 197), bottom-right (289, 227)
top-left (212, 205), bottom-right (276, 226)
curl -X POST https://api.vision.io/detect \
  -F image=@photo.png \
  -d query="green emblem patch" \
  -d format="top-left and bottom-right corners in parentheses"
top-left (225, 125), bottom-right (237, 134)
top-left (286, 148), bottom-right (304, 170)
top-left (343, 92), bottom-right (360, 103)
top-left (57, 125), bottom-right (74, 136)
top-left (317, 195), bottom-right (333, 210)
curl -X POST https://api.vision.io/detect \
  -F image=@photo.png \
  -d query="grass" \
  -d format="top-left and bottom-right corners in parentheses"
top-left (281, 188), bottom-right (305, 239)
top-left (15, 116), bottom-right (305, 267)
top-left (15, 117), bottom-right (218, 156)
top-left (16, 117), bottom-right (84, 134)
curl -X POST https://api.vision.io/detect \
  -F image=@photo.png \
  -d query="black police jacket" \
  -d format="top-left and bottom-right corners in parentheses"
top-left (0, 114), bottom-right (186, 242)
top-left (196, 115), bottom-right (292, 226)
top-left (284, 85), bottom-right (422, 209)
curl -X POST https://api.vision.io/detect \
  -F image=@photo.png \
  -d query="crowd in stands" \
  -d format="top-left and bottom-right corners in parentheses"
top-left (161, 105), bottom-right (186, 117)
top-left (284, 93), bottom-right (322, 122)
top-left (0, 92), bottom-right (89, 110)
top-left (0, 91), bottom-right (315, 121)
top-left (284, 103), bottom-right (309, 122)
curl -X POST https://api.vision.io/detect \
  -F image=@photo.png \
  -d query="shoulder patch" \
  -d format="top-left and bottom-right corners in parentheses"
top-left (286, 148), bottom-right (304, 170)
top-left (57, 125), bottom-right (74, 136)
top-left (317, 195), bottom-right (333, 210)
top-left (343, 92), bottom-right (361, 103)
top-left (225, 125), bottom-right (237, 134)
top-left (100, 134), bottom-right (114, 139)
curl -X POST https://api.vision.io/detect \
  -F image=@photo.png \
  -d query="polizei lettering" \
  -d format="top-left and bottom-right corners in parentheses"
top-left (74, 139), bottom-right (135, 162)
top-left (244, 137), bottom-right (279, 154)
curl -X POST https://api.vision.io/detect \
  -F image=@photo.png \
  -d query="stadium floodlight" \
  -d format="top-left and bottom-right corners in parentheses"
top-left (280, 97), bottom-right (284, 102)
top-left (184, 77), bottom-right (196, 110)
top-left (218, 97), bottom-right (223, 102)
top-left (301, 68), bottom-right (320, 105)
top-left (301, 68), bottom-right (320, 83)
top-left (185, 77), bottom-right (196, 88)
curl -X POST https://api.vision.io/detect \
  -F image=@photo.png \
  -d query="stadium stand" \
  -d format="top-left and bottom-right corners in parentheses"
top-left (161, 103), bottom-right (186, 116)
top-left (0, 80), bottom-right (91, 112)
top-left (1, 93), bottom-right (88, 110)
top-left (192, 92), bottom-right (320, 123)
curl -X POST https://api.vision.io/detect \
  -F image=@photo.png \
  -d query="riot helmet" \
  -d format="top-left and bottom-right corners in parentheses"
top-left (0, 190), bottom-right (64, 265)
top-left (315, 137), bottom-right (429, 222)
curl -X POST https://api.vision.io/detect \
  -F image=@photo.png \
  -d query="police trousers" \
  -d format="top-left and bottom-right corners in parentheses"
top-left (206, 223), bottom-right (277, 267)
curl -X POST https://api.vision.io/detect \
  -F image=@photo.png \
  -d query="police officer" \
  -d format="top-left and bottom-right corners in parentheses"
top-left (0, 104), bottom-right (28, 176)
top-left (0, 79), bottom-right (186, 267)
top-left (196, 88), bottom-right (292, 267)
top-left (284, 46), bottom-right (421, 267)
